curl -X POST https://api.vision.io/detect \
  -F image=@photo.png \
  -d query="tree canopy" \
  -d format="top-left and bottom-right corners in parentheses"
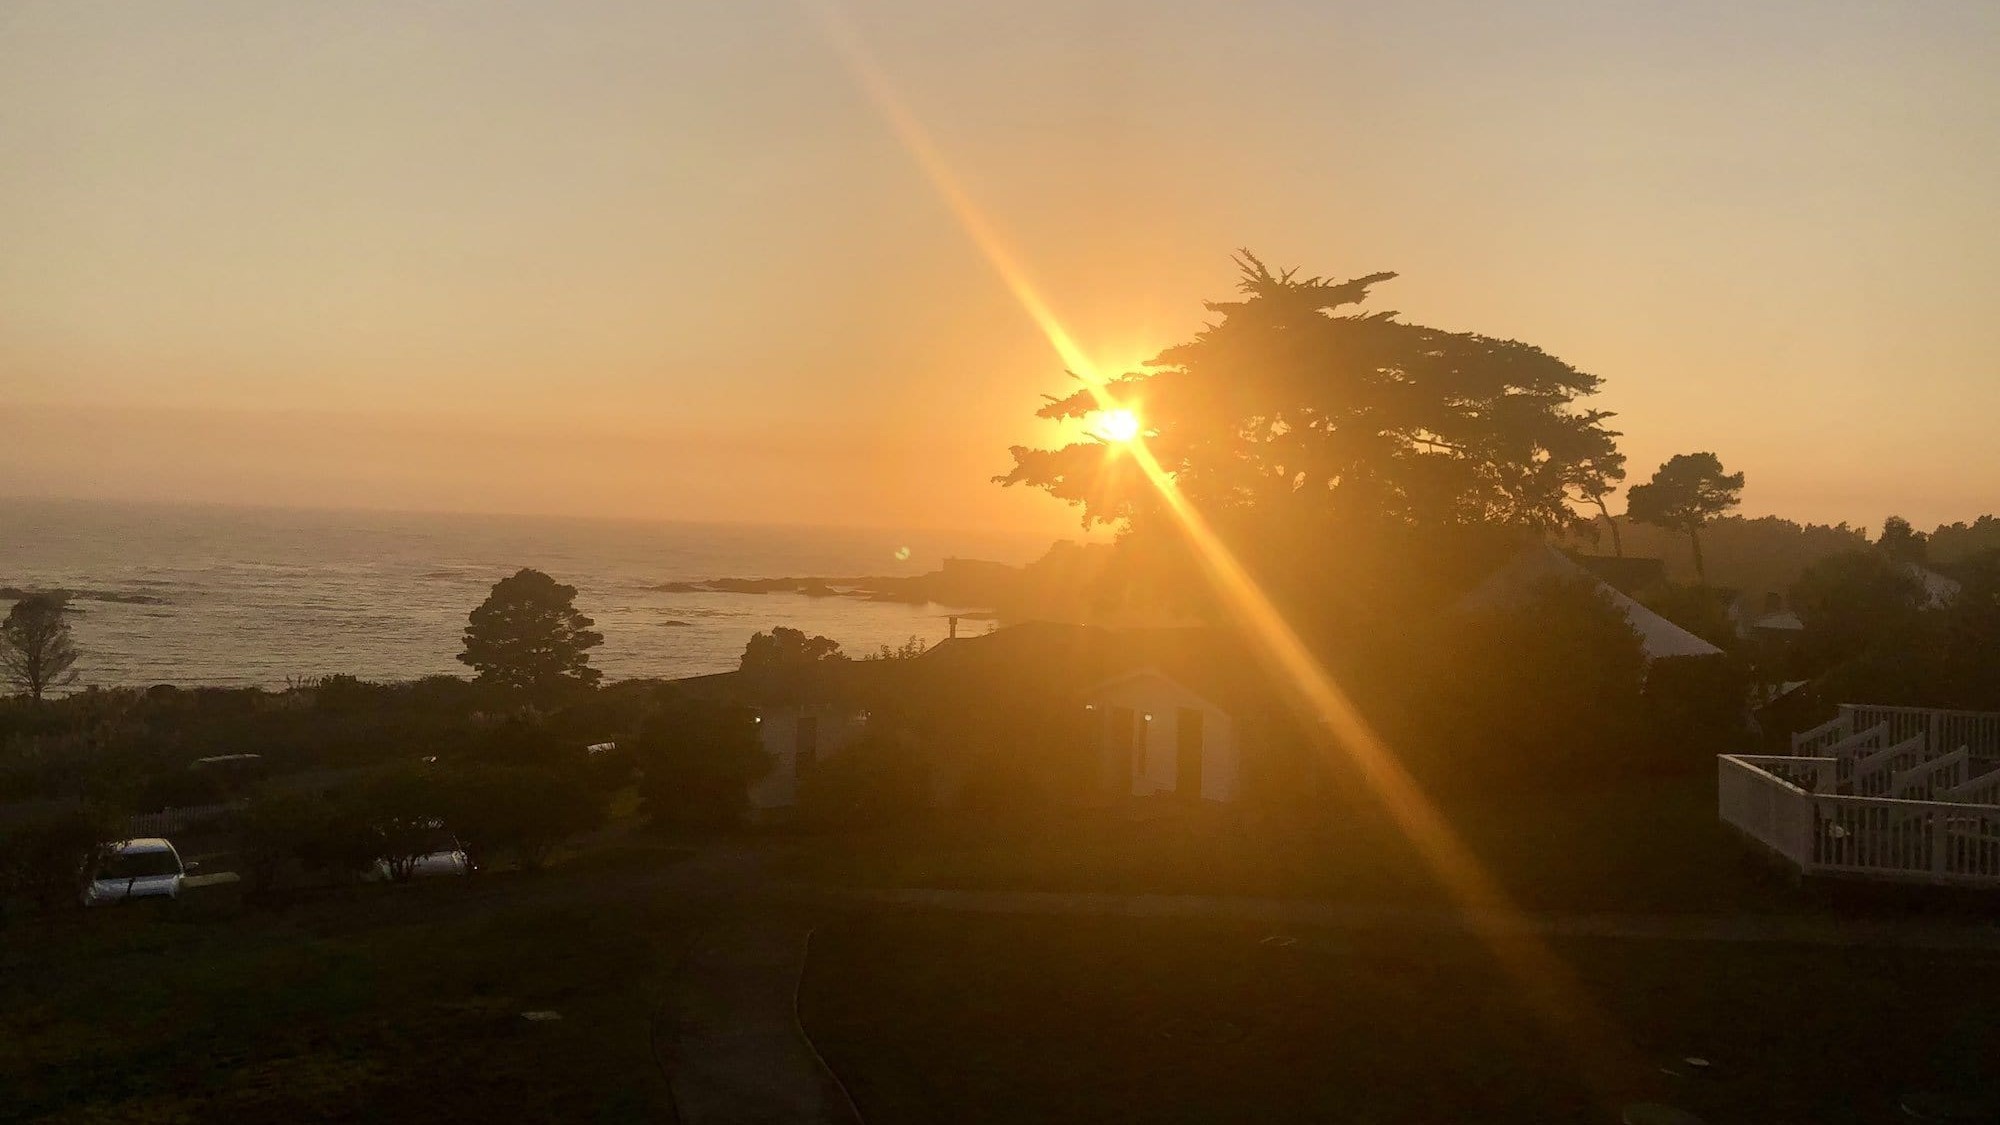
top-left (1624, 452), bottom-right (1744, 583)
top-left (1, 594), bottom-right (80, 701)
top-left (458, 569), bottom-right (604, 699)
top-left (1876, 515), bottom-right (1929, 565)
top-left (999, 253), bottom-right (1623, 539)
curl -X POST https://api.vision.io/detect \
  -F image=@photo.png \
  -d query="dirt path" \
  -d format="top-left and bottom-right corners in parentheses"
top-left (660, 918), bottom-right (860, 1125)
top-left (790, 884), bottom-right (2000, 951)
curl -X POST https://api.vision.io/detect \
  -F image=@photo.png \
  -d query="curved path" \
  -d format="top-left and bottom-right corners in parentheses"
top-left (810, 884), bottom-right (2000, 950)
top-left (660, 918), bottom-right (861, 1125)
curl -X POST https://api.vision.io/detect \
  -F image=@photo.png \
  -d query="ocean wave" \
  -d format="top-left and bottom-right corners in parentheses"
top-left (0, 585), bottom-right (169, 606)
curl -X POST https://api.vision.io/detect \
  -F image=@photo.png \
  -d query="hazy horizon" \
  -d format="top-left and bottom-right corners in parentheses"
top-left (6, 1), bottom-right (1999, 533)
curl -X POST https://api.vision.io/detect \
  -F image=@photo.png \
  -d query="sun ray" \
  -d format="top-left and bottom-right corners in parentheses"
top-left (805, 0), bottom-right (1642, 1099)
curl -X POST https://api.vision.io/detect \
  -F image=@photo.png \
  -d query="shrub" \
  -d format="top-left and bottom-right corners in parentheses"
top-left (350, 768), bottom-right (454, 881)
top-left (0, 806), bottom-right (124, 911)
top-left (446, 767), bottom-right (604, 870)
top-left (1434, 576), bottom-right (1649, 787)
top-left (794, 735), bottom-right (930, 831)
top-left (633, 698), bottom-right (770, 832)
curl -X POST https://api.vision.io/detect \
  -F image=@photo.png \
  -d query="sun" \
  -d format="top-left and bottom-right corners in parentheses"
top-left (1092, 408), bottom-right (1142, 443)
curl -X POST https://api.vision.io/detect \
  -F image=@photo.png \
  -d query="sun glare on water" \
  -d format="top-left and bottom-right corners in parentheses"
top-left (1092, 408), bottom-right (1142, 443)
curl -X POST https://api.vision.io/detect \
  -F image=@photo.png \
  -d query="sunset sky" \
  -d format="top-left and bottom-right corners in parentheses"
top-left (4, 1), bottom-right (1997, 535)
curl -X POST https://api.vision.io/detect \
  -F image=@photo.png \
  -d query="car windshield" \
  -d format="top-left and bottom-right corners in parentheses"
top-left (95, 851), bottom-right (180, 880)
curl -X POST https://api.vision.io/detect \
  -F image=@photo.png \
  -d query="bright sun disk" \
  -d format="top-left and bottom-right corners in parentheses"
top-left (1093, 408), bottom-right (1142, 443)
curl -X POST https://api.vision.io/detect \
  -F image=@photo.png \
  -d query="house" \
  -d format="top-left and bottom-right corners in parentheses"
top-left (1908, 563), bottom-right (1962, 608)
top-left (894, 622), bottom-right (1275, 806)
top-left (1734, 590), bottom-right (1804, 640)
top-left (1083, 667), bottom-right (1243, 802)
top-left (1458, 543), bottom-right (1725, 662)
top-left (746, 703), bottom-right (869, 813)
top-left (1569, 554), bottom-right (1669, 598)
top-left (669, 661), bottom-right (883, 818)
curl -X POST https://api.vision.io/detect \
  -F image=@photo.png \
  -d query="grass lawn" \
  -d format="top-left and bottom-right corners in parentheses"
top-left (1, 867), bottom-right (694, 1124)
top-left (786, 774), bottom-right (1826, 915)
top-left (801, 910), bottom-right (2000, 1124)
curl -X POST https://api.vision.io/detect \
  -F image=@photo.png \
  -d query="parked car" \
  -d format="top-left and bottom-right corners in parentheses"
top-left (83, 838), bottom-right (196, 906)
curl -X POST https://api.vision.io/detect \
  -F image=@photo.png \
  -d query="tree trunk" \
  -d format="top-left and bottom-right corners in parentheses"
top-left (1689, 525), bottom-right (1707, 584)
top-left (1593, 497), bottom-right (1623, 557)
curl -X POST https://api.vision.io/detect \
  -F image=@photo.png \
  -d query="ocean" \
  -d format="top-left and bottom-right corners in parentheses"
top-left (0, 499), bottom-right (1056, 690)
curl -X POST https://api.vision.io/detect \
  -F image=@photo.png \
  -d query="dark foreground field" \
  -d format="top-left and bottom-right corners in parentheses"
top-left (789, 775), bottom-right (1828, 915)
top-left (0, 862), bottom-right (694, 1124)
top-left (801, 911), bottom-right (2000, 1124)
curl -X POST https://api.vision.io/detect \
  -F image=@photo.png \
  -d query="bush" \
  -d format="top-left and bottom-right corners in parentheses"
top-left (0, 806), bottom-right (124, 911)
top-left (794, 735), bottom-right (930, 832)
top-left (633, 698), bottom-right (770, 832)
top-left (350, 769), bottom-right (454, 882)
top-left (231, 791), bottom-right (350, 899)
top-left (1436, 576), bottom-right (1650, 787)
top-left (446, 767), bottom-right (604, 870)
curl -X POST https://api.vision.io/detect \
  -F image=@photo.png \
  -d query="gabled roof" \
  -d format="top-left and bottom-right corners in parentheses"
top-left (912, 622), bottom-right (1273, 715)
top-left (1568, 554), bottom-right (1669, 597)
top-left (1909, 564), bottom-right (1962, 608)
top-left (1458, 543), bottom-right (1724, 661)
top-left (1081, 666), bottom-right (1237, 717)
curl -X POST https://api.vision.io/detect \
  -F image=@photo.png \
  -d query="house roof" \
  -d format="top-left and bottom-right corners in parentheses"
top-left (1751, 610), bottom-right (1804, 632)
top-left (1568, 554), bottom-right (1670, 597)
top-left (1457, 543), bottom-right (1725, 661)
top-left (912, 621), bottom-right (1273, 715)
top-left (1910, 564), bottom-right (1963, 608)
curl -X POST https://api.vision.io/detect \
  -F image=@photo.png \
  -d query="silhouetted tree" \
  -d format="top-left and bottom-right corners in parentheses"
top-left (633, 698), bottom-right (770, 831)
top-left (1790, 550), bottom-right (1926, 672)
top-left (1569, 428), bottom-right (1629, 556)
top-left (739, 625), bottom-right (847, 703)
top-left (999, 252), bottom-right (1623, 538)
top-left (0, 805), bottom-right (122, 910)
top-left (1928, 515), bottom-right (2000, 568)
top-left (1443, 577), bottom-right (1648, 783)
top-left (1, 594), bottom-right (80, 701)
top-left (458, 569), bottom-right (603, 699)
top-left (1938, 549), bottom-right (2000, 708)
top-left (740, 626), bottom-right (845, 672)
top-left (1625, 452), bottom-right (1744, 583)
top-left (1638, 583), bottom-right (1738, 651)
top-left (446, 766), bottom-right (604, 870)
top-left (1877, 515), bottom-right (1929, 565)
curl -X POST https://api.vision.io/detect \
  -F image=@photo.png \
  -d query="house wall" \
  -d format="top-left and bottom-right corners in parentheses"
top-left (1086, 672), bottom-right (1240, 802)
top-left (748, 706), bottom-right (867, 811)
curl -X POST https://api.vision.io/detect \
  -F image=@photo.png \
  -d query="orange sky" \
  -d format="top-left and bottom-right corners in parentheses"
top-left (4, 2), bottom-right (1997, 535)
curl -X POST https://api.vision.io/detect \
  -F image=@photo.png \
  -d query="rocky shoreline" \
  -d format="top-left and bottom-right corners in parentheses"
top-left (651, 557), bottom-right (1023, 608)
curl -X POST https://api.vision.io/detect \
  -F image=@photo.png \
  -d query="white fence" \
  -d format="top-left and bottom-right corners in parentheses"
top-left (125, 801), bottom-right (240, 838)
top-left (1718, 755), bottom-right (2000, 887)
top-left (1795, 705), bottom-right (2000, 760)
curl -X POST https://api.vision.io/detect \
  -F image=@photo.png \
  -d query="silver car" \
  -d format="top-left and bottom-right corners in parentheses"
top-left (83, 838), bottom-right (195, 906)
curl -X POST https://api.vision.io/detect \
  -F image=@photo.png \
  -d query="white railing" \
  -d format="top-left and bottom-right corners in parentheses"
top-left (1791, 714), bottom-right (1852, 756)
top-left (1940, 770), bottom-right (2000, 806)
top-left (1850, 733), bottom-right (1932, 797)
top-left (1717, 756), bottom-right (1820, 867)
top-left (1811, 796), bottom-right (2000, 885)
top-left (1891, 747), bottom-right (1971, 800)
top-left (1838, 705), bottom-right (2000, 759)
top-left (1719, 754), bottom-right (2000, 888)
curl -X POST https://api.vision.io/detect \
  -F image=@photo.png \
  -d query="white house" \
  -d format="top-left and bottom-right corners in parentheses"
top-left (1083, 667), bottom-right (1243, 802)
top-left (747, 704), bottom-right (868, 814)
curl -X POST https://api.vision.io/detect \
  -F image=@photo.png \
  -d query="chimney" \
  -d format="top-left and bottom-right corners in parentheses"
top-left (1764, 591), bottom-right (1783, 615)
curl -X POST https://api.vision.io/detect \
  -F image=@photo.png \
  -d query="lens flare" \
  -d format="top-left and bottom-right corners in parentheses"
top-left (807, 0), bottom-right (1640, 1100)
top-left (1092, 408), bottom-right (1142, 443)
